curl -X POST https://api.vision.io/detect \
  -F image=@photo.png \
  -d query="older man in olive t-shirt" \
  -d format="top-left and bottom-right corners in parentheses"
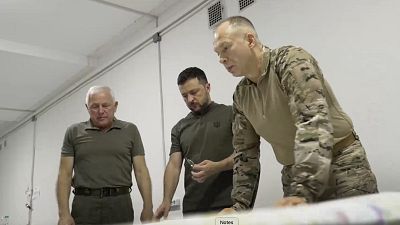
top-left (56, 86), bottom-right (153, 225)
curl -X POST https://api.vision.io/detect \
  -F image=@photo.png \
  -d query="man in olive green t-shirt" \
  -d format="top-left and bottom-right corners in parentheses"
top-left (155, 67), bottom-right (247, 219)
top-left (56, 86), bottom-right (153, 225)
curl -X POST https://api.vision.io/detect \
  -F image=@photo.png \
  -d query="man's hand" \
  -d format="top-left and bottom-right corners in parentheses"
top-left (140, 207), bottom-right (154, 223)
top-left (191, 160), bottom-right (218, 183)
top-left (57, 215), bottom-right (75, 225)
top-left (154, 201), bottom-right (171, 220)
top-left (218, 207), bottom-right (237, 215)
top-left (275, 196), bottom-right (306, 207)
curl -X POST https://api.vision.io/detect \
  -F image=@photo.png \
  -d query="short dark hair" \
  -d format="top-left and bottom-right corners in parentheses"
top-left (177, 67), bottom-right (208, 85)
top-left (218, 15), bottom-right (255, 30)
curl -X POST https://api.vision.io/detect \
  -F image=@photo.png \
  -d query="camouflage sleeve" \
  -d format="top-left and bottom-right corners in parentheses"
top-left (275, 46), bottom-right (334, 202)
top-left (231, 93), bottom-right (261, 210)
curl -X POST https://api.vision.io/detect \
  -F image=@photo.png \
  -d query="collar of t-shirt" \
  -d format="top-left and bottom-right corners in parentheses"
top-left (191, 101), bottom-right (215, 116)
top-left (84, 117), bottom-right (123, 131)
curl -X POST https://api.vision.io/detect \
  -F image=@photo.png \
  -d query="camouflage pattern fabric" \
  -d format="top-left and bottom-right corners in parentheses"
top-left (282, 139), bottom-right (378, 200)
top-left (231, 46), bottom-right (378, 210)
top-left (277, 46), bottom-right (334, 202)
top-left (231, 104), bottom-right (261, 210)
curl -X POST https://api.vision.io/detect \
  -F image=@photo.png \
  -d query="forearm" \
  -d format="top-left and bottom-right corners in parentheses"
top-left (162, 162), bottom-right (181, 203)
top-left (231, 98), bottom-right (261, 210)
top-left (56, 156), bottom-right (74, 218)
top-left (56, 174), bottom-right (72, 217)
top-left (215, 154), bottom-right (235, 172)
top-left (136, 169), bottom-right (153, 209)
top-left (231, 143), bottom-right (260, 210)
top-left (291, 116), bottom-right (333, 202)
top-left (279, 47), bottom-right (334, 202)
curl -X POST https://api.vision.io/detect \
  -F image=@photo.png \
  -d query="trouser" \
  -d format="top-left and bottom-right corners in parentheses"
top-left (71, 194), bottom-right (134, 225)
top-left (281, 139), bottom-right (378, 201)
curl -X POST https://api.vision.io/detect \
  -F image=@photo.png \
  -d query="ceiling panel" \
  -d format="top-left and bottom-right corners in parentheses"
top-left (0, 0), bottom-right (200, 138)
top-left (0, 50), bottom-right (86, 110)
top-left (0, 110), bottom-right (31, 137)
top-left (104, 0), bottom-right (164, 14)
top-left (0, 110), bottom-right (30, 122)
top-left (0, 0), bottom-right (142, 54)
top-left (0, 121), bottom-right (19, 138)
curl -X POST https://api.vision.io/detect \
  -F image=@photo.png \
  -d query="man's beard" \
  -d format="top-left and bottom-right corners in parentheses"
top-left (190, 101), bottom-right (210, 115)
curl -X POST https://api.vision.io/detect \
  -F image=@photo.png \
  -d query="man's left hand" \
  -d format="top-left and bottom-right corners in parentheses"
top-left (275, 196), bottom-right (307, 207)
top-left (191, 160), bottom-right (218, 183)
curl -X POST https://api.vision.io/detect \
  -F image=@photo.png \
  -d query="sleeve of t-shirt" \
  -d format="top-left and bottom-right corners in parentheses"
top-left (131, 124), bottom-right (145, 156)
top-left (169, 123), bottom-right (181, 155)
top-left (61, 126), bottom-right (74, 156)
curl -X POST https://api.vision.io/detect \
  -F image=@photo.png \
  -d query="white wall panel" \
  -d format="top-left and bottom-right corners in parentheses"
top-left (159, 0), bottom-right (400, 210)
top-left (31, 88), bottom-right (88, 225)
top-left (0, 123), bottom-right (34, 225)
top-left (237, 0), bottom-right (400, 194)
top-left (31, 44), bottom-right (164, 224)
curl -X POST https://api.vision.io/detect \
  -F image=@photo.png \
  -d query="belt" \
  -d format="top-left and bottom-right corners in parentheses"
top-left (332, 131), bottom-right (359, 156)
top-left (73, 187), bottom-right (131, 198)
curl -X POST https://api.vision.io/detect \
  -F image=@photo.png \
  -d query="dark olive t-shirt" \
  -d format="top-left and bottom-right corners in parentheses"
top-left (170, 102), bottom-right (234, 212)
top-left (61, 119), bottom-right (144, 188)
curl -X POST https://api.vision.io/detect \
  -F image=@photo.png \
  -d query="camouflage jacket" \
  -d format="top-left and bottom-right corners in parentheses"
top-left (231, 46), bottom-right (353, 209)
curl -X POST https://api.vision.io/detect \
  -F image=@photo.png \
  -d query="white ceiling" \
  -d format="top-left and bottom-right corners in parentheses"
top-left (0, 0), bottom-right (195, 137)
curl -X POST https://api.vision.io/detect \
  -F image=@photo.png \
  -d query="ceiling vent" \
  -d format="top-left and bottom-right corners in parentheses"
top-left (208, 1), bottom-right (224, 28)
top-left (239, 0), bottom-right (255, 11)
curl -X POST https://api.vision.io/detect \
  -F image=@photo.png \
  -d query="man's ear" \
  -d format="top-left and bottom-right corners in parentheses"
top-left (114, 101), bottom-right (118, 111)
top-left (205, 83), bottom-right (211, 92)
top-left (247, 33), bottom-right (256, 48)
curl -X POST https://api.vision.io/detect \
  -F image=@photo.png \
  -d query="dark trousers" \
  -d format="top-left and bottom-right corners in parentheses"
top-left (71, 194), bottom-right (134, 224)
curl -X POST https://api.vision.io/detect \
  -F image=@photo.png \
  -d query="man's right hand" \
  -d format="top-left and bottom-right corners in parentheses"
top-left (57, 215), bottom-right (75, 225)
top-left (218, 207), bottom-right (237, 215)
top-left (154, 201), bottom-right (171, 220)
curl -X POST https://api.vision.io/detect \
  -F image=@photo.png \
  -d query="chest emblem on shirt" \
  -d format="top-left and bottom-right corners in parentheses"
top-left (213, 121), bottom-right (220, 128)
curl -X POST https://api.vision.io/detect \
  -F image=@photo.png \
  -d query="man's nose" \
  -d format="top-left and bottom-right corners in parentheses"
top-left (98, 106), bottom-right (106, 113)
top-left (219, 56), bottom-right (227, 64)
top-left (187, 94), bottom-right (195, 102)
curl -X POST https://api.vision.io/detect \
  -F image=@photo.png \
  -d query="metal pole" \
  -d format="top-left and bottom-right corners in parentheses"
top-left (27, 116), bottom-right (37, 225)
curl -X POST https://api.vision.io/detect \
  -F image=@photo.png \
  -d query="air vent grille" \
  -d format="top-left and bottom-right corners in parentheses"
top-left (208, 1), bottom-right (224, 27)
top-left (239, 0), bottom-right (255, 11)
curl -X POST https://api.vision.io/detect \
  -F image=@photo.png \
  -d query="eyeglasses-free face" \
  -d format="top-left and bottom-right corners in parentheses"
top-left (86, 91), bottom-right (118, 131)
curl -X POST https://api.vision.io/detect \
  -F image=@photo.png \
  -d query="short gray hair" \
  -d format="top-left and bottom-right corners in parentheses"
top-left (85, 86), bottom-right (115, 105)
top-left (216, 15), bottom-right (259, 40)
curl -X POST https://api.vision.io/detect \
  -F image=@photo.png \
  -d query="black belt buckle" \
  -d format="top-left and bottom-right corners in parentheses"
top-left (73, 187), bottom-right (129, 198)
top-left (100, 188), bottom-right (112, 198)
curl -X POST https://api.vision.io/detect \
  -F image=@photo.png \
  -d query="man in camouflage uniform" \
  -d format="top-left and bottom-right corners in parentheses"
top-left (213, 16), bottom-right (378, 211)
